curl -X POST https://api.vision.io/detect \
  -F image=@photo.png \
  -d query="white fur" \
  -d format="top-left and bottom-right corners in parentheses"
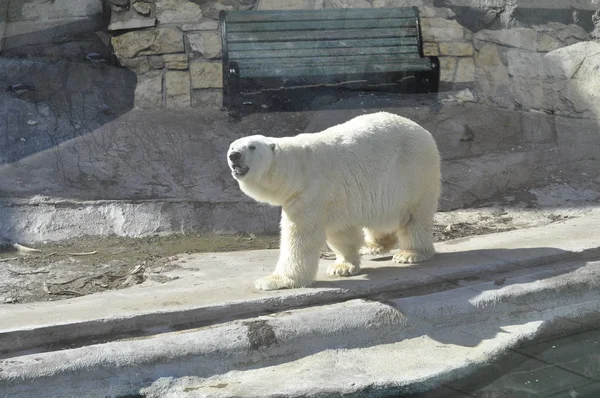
top-left (227, 112), bottom-right (441, 291)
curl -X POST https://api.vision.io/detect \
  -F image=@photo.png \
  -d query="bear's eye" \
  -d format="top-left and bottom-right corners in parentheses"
top-left (248, 145), bottom-right (256, 150)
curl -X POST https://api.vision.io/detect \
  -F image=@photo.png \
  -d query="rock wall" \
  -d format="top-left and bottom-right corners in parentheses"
top-left (103, 0), bottom-right (599, 111)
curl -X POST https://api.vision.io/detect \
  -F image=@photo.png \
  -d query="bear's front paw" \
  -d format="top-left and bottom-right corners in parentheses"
top-left (254, 274), bottom-right (295, 291)
top-left (392, 250), bottom-right (433, 264)
top-left (327, 262), bottom-right (360, 277)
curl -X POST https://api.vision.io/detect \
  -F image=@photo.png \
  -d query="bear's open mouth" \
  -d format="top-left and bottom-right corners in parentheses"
top-left (231, 164), bottom-right (249, 178)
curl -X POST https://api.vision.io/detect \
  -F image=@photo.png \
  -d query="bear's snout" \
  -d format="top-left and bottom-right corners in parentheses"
top-left (229, 151), bottom-right (242, 162)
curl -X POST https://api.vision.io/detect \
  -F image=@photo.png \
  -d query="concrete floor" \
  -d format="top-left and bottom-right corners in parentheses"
top-left (2, 213), bottom-right (600, 397)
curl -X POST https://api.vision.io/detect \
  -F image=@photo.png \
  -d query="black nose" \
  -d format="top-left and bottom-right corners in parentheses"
top-left (229, 151), bottom-right (241, 162)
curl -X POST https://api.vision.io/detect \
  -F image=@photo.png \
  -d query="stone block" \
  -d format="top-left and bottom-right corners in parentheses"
top-left (149, 55), bottom-right (164, 69)
top-left (421, 18), bottom-right (464, 42)
top-left (419, 5), bottom-right (453, 18)
top-left (323, 0), bottom-right (372, 7)
top-left (556, 24), bottom-right (590, 42)
top-left (259, 0), bottom-right (316, 9)
top-left (455, 58), bottom-right (475, 82)
top-left (372, 0), bottom-right (424, 7)
top-left (432, 103), bottom-right (523, 162)
top-left (506, 50), bottom-right (547, 78)
top-left (190, 62), bottom-right (222, 89)
top-left (110, 3), bottom-right (127, 12)
top-left (474, 44), bottom-right (511, 108)
top-left (163, 54), bottom-right (188, 70)
top-left (135, 71), bottom-right (163, 109)
top-left (423, 42), bottom-right (439, 56)
top-left (187, 32), bottom-right (222, 59)
top-left (439, 57), bottom-right (457, 82)
top-left (165, 71), bottom-right (191, 108)
top-left (452, 5), bottom-right (500, 33)
top-left (555, 115), bottom-right (600, 163)
top-left (463, 28), bottom-right (473, 40)
top-left (522, 112), bottom-right (556, 144)
top-left (120, 56), bottom-right (152, 74)
top-left (132, 0), bottom-right (152, 16)
top-left (181, 20), bottom-right (219, 31)
top-left (108, 8), bottom-right (156, 31)
top-left (510, 76), bottom-right (561, 111)
top-left (156, 0), bottom-right (203, 24)
top-left (191, 89), bottom-right (223, 109)
top-left (474, 28), bottom-right (537, 51)
top-left (111, 28), bottom-right (184, 59)
top-left (537, 34), bottom-right (562, 52)
top-left (439, 43), bottom-right (474, 56)
top-left (200, 1), bottom-right (234, 19)
top-left (475, 43), bottom-right (503, 67)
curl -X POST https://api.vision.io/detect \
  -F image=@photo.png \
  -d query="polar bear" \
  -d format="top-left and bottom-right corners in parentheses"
top-left (227, 112), bottom-right (441, 291)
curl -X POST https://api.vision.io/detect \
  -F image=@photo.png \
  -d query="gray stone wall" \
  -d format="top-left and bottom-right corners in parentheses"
top-left (103, 0), bottom-right (599, 111)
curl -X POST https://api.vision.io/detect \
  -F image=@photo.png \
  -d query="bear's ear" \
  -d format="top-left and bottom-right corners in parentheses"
top-left (269, 143), bottom-right (276, 152)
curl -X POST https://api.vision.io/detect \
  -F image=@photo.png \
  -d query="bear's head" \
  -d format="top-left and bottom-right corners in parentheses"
top-left (227, 135), bottom-right (276, 182)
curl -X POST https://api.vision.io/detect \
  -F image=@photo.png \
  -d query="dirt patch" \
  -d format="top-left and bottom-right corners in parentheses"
top-left (432, 222), bottom-right (515, 242)
top-left (0, 233), bottom-right (279, 304)
top-left (0, 220), bottom-right (518, 304)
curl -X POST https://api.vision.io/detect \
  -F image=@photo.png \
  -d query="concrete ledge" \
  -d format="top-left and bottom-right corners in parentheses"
top-left (1, 215), bottom-right (599, 356)
top-left (2, 258), bottom-right (600, 397)
top-left (0, 198), bottom-right (280, 243)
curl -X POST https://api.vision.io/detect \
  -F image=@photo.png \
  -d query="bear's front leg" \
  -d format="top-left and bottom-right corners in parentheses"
top-left (254, 210), bottom-right (325, 291)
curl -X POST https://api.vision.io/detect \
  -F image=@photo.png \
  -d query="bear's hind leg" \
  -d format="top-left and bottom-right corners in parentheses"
top-left (393, 200), bottom-right (436, 264)
top-left (360, 228), bottom-right (398, 255)
top-left (326, 226), bottom-right (363, 277)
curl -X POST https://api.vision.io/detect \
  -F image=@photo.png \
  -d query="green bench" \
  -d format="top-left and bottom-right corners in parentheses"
top-left (219, 7), bottom-right (440, 114)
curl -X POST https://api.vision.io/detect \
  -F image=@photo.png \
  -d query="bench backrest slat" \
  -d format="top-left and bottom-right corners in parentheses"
top-left (227, 18), bottom-right (416, 33)
top-left (237, 59), bottom-right (433, 78)
top-left (229, 45), bottom-right (420, 60)
top-left (237, 54), bottom-right (422, 68)
top-left (227, 37), bottom-right (418, 52)
top-left (225, 7), bottom-right (417, 23)
top-left (227, 28), bottom-right (417, 43)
